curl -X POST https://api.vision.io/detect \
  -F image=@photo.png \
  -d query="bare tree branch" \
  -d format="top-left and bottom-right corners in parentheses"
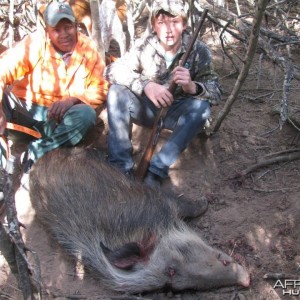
top-left (211, 0), bottom-right (270, 133)
top-left (90, 0), bottom-right (105, 61)
top-left (1, 154), bottom-right (42, 300)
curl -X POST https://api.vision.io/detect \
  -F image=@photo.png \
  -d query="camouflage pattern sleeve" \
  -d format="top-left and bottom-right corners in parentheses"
top-left (104, 40), bottom-right (150, 95)
top-left (185, 39), bottom-right (223, 105)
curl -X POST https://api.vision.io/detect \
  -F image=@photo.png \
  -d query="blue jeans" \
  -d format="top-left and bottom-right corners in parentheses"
top-left (1, 92), bottom-right (96, 167)
top-left (107, 84), bottom-right (211, 178)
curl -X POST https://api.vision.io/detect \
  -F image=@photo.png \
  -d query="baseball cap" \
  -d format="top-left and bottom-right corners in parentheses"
top-left (44, 1), bottom-right (75, 27)
top-left (151, 0), bottom-right (188, 17)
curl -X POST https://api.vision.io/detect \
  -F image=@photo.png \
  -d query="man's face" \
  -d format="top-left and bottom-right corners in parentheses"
top-left (153, 13), bottom-right (186, 52)
top-left (46, 19), bottom-right (77, 53)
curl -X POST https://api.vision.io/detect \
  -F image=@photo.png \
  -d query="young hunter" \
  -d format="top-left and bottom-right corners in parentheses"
top-left (105, 0), bottom-right (222, 191)
top-left (0, 1), bottom-right (108, 184)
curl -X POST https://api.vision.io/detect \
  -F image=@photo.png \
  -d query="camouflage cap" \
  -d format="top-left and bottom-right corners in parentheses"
top-left (151, 0), bottom-right (188, 17)
top-left (44, 1), bottom-right (75, 27)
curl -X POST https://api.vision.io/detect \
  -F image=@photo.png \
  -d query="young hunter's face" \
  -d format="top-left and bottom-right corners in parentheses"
top-left (46, 19), bottom-right (77, 53)
top-left (153, 13), bottom-right (186, 52)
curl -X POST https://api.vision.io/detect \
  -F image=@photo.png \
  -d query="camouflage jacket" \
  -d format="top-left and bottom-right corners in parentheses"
top-left (105, 31), bottom-right (222, 105)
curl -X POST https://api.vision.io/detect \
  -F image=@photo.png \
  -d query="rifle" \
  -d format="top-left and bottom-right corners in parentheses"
top-left (135, 8), bottom-right (209, 181)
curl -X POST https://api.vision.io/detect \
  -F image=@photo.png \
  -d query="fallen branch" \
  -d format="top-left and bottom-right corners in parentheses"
top-left (1, 153), bottom-right (42, 299)
top-left (238, 149), bottom-right (300, 177)
top-left (48, 291), bottom-right (87, 299)
top-left (2, 161), bottom-right (34, 299)
top-left (262, 148), bottom-right (300, 158)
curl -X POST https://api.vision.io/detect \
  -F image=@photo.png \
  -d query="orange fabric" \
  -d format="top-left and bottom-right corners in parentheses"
top-left (105, 53), bottom-right (118, 65)
top-left (6, 122), bottom-right (42, 138)
top-left (0, 31), bottom-right (108, 109)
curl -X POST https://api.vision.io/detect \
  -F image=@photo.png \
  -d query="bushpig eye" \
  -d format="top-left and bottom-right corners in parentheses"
top-left (217, 252), bottom-right (232, 266)
top-left (222, 260), bottom-right (231, 266)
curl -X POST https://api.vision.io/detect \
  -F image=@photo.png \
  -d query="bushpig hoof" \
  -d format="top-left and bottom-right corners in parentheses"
top-left (173, 195), bottom-right (208, 220)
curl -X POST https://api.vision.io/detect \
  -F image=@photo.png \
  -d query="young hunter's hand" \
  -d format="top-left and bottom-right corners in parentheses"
top-left (47, 97), bottom-right (79, 123)
top-left (144, 82), bottom-right (174, 108)
top-left (172, 66), bottom-right (197, 95)
top-left (0, 108), bottom-right (7, 135)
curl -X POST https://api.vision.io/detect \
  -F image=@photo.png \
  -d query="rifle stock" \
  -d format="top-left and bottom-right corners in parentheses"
top-left (135, 9), bottom-right (209, 181)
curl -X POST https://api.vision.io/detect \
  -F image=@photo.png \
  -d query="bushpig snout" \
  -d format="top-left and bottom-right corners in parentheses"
top-left (205, 250), bottom-right (250, 289)
top-left (155, 228), bottom-right (250, 292)
top-left (29, 147), bottom-right (250, 294)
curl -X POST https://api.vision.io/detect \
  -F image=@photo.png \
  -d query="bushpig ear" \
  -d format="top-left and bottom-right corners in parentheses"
top-left (101, 241), bottom-right (144, 270)
top-left (101, 234), bottom-right (156, 270)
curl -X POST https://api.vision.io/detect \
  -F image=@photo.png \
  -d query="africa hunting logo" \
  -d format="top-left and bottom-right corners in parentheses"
top-left (273, 279), bottom-right (300, 296)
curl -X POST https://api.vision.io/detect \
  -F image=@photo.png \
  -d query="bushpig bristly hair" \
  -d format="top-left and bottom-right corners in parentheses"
top-left (29, 147), bottom-right (250, 293)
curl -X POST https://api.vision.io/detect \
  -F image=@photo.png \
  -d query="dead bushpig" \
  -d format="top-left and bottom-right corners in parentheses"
top-left (29, 147), bottom-right (250, 294)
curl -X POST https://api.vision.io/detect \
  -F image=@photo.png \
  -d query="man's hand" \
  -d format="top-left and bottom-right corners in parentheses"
top-left (172, 66), bottom-right (197, 95)
top-left (0, 108), bottom-right (7, 135)
top-left (47, 97), bottom-right (79, 123)
top-left (144, 82), bottom-right (174, 108)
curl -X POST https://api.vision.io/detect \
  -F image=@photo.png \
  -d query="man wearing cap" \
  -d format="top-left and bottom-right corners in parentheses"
top-left (0, 1), bottom-right (108, 179)
top-left (105, 1), bottom-right (221, 200)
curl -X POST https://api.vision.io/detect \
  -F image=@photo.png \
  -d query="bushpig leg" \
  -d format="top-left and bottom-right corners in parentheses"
top-left (29, 147), bottom-right (250, 294)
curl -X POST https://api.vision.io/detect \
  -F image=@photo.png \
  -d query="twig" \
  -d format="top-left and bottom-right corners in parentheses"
top-left (0, 292), bottom-right (13, 299)
top-left (110, 297), bottom-right (153, 300)
top-left (262, 148), bottom-right (300, 158)
top-left (252, 186), bottom-right (300, 193)
top-left (234, 0), bottom-right (241, 16)
top-left (255, 160), bottom-right (289, 180)
top-left (255, 169), bottom-right (271, 180)
top-left (288, 117), bottom-right (300, 132)
top-left (256, 53), bottom-right (264, 89)
top-left (49, 291), bottom-right (87, 299)
top-left (275, 41), bottom-right (300, 48)
top-left (266, 0), bottom-right (289, 9)
top-left (220, 21), bottom-right (240, 75)
top-left (260, 123), bottom-right (280, 136)
top-left (229, 241), bottom-right (237, 257)
top-left (241, 91), bottom-right (275, 102)
top-left (263, 273), bottom-right (300, 279)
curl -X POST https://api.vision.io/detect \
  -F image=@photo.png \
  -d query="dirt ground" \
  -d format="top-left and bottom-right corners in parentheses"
top-left (1, 25), bottom-right (300, 300)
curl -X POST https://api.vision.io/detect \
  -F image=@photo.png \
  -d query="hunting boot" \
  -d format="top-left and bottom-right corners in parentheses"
top-left (143, 171), bottom-right (162, 188)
